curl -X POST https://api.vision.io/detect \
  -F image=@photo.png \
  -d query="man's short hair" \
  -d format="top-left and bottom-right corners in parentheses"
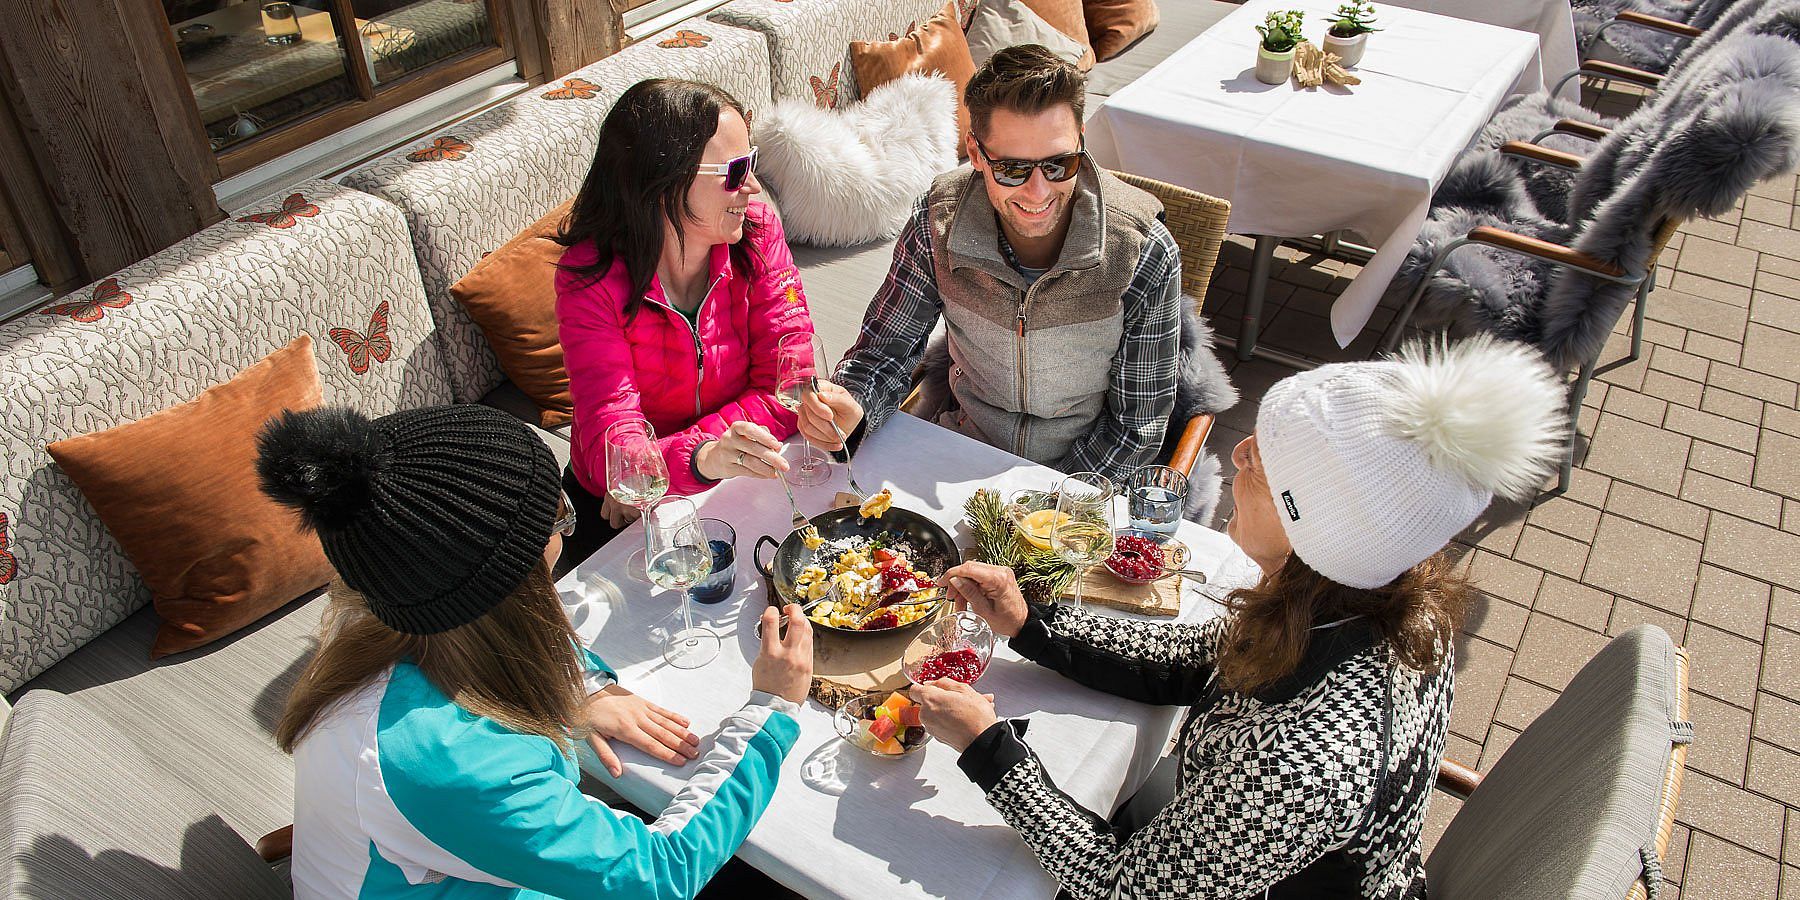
top-left (964, 44), bottom-right (1086, 139)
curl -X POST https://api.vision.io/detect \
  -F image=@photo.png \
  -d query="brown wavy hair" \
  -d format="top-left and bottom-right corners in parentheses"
top-left (276, 562), bottom-right (589, 755)
top-left (1215, 551), bottom-right (1470, 696)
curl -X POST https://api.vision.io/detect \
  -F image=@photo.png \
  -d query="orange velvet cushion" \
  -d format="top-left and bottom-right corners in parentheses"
top-left (46, 336), bottom-right (330, 658)
top-left (1022, 0), bottom-right (1097, 70)
top-left (850, 3), bottom-right (979, 158)
top-left (1084, 0), bottom-right (1159, 61)
top-left (450, 200), bottom-right (574, 428)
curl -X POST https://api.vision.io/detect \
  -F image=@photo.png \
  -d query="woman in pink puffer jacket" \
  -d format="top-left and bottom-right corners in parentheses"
top-left (555, 79), bottom-right (864, 562)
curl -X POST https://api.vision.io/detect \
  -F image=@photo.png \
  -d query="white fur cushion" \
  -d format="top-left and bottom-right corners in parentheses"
top-left (965, 0), bottom-right (1089, 69)
top-left (753, 73), bottom-right (958, 247)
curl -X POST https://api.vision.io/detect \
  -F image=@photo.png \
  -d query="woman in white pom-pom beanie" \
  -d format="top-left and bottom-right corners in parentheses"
top-left (916, 336), bottom-right (1568, 899)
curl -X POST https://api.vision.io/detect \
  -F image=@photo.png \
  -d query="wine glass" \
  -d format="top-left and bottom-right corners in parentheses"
top-left (605, 418), bottom-right (668, 580)
top-left (645, 496), bottom-right (720, 668)
top-left (776, 332), bottom-right (830, 487)
top-left (1051, 472), bottom-right (1116, 613)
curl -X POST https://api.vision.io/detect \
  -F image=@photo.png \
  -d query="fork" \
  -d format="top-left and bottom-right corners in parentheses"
top-left (775, 465), bottom-right (807, 532)
top-left (812, 376), bottom-right (867, 501)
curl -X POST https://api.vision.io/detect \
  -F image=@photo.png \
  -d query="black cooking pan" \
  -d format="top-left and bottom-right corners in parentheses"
top-left (752, 504), bottom-right (958, 636)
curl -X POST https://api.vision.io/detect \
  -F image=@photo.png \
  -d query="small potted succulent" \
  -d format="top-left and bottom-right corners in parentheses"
top-left (1254, 10), bottom-right (1305, 84)
top-left (1323, 0), bottom-right (1379, 67)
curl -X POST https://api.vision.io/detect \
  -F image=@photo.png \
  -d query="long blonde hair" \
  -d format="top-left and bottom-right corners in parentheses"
top-left (277, 562), bottom-right (588, 754)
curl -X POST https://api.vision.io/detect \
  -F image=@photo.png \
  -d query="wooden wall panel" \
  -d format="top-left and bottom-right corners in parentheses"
top-left (531, 0), bottom-right (629, 78)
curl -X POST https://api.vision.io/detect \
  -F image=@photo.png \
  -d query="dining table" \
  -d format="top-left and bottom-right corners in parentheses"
top-left (556, 411), bottom-right (1259, 899)
top-left (1084, 0), bottom-right (1541, 362)
top-left (1385, 0), bottom-right (1579, 95)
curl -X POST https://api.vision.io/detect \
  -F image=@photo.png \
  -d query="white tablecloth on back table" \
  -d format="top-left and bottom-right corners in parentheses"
top-left (1387, 0), bottom-right (1579, 95)
top-left (558, 412), bottom-right (1254, 899)
top-left (1085, 0), bottom-right (1540, 347)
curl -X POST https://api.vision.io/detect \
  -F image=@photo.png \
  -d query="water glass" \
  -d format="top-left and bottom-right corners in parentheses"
top-left (1127, 465), bottom-right (1189, 537)
top-left (688, 518), bottom-right (737, 604)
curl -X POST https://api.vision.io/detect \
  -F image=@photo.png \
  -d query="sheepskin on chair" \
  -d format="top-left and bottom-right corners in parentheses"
top-left (750, 73), bottom-right (958, 246)
top-left (1574, 0), bottom-right (1742, 73)
top-left (909, 300), bottom-right (1239, 524)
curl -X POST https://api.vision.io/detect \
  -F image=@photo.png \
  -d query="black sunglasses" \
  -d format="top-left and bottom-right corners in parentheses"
top-left (973, 138), bottom-right (1084, 188)
top-left (696, 147), bottom-right (758, 192)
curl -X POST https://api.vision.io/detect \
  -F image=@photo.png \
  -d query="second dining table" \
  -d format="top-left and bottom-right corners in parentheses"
top-left (557, 411), bottom-right (1259, 899)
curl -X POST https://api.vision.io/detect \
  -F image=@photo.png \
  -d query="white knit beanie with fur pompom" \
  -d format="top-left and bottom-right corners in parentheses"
top-left (1254, 336), bottom-right (1567, 590)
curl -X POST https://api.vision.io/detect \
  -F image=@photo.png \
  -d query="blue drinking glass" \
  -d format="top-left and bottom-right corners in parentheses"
top-left (689, 518), bottom-right (737, 604)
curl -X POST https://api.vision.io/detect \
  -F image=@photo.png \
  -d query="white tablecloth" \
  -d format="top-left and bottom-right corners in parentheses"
top-left (1386, 0), bottom-right (1579, 97)
top-left (558, 412), bottom-right (1256, 899)
top-left (1085, 0), bottom-right (1540, 347)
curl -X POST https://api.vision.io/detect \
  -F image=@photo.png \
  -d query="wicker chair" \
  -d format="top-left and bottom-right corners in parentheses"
top-left (899, 171), bottom-right (1233, 477)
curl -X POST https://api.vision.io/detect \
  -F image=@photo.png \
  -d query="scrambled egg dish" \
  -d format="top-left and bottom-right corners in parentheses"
top-left (858, 488), bottom-right (894, 519)
top-left (797, 548), bottom-right (934, 630)
top-left (800, 525), bottom-right (825, 549)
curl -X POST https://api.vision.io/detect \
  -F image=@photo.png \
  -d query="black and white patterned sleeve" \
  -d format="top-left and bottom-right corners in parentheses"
top-left (1038, 603), bottom-right (1226, 667)
top-left (972, 661), bottom-right (1387, 899)
top-left (1007, 605), bottom-right (1226, 706)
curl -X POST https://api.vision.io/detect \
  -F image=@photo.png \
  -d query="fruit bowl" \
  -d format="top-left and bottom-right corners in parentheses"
top-left (834, 691), bottom-right (930, 757)
top-left (901, 611), bottom-right (995, 685)
top-left (1103, 530), bottom-right (1191, 584)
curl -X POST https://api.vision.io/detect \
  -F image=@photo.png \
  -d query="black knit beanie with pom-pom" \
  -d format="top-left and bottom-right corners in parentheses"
top-left (255, 404), bottom-right (561, 635)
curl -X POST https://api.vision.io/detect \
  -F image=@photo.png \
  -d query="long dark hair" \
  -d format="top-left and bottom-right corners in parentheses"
top-left (557, 78), bottom-right (762, 320)
top-left (1215, 551), bottom-right (1470, 696)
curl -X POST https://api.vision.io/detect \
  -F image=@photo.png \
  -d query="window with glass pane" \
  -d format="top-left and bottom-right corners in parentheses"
top-left (164, 1), bottom-right (358, 152)
top-left (350, 0), bottom-right (495, 84)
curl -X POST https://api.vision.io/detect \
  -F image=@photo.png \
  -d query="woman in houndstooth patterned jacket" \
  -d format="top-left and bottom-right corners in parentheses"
top-left (914, 337), bottom-right (1572, 898)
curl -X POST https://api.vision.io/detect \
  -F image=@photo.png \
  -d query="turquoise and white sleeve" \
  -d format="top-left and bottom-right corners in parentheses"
top-left (360, 665), bottom-right (799, 900)
top-left (580, 644), bottom-right (617, 695)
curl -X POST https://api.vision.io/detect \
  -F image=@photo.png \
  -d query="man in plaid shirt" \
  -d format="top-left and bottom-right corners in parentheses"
top-left (816, 45), bottom-right (1182, 484)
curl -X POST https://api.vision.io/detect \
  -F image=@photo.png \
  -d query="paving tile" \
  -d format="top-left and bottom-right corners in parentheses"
top-left (1686, 217), bottom-right (1741, 244)
top-left (1493, 674), bottom-right (1561, 732)
top-left (1788, 500), bottom-right (1800, 536)
top-left (1680, 235), bottom-right (1761, 286)
top-left (1773, 588), bottom-right (1800, 633)
top-left (1585, 413), bottom-right (1693, 495)
top-left (1644, 370), bottom-right (1708, 409)
top-left (1653, 345), bottom-right (1713, 382)
top-left (1606, 481), bottom-right (1712, 540)
top-left (1654, 287), bottom-right (1752, 340)
top-left (1534, 574), bottom-right (1613, 632)
top-left (1705, 514), bottom-right (1800, 589)
top-left (1642, 317), bottom-right (1690, 350)
top-left (1753, 291), bottom-right (1800, 333)
top-left (1745, 194), bottom-right (1792, 225)
top-left (1692, 621), bottom-right (1764, 709)
top-left (1683, 471), bottom-right (1786, 528)
top-left (1740, 219), bottom-right (1800, 261)
top-left (1764, 627), bottom-right (1800, 705)
top-left (1605, 385), bottom-right (1669, 425)
top-left (1561, 468), bottom-right (1613, 509)
top-left (1668, 823), bottom-right (1692, 884)
top-left (1688, 691), bottom-right (1753, 785)
top-left (1691, 442), bottom-right (1758, 484)
top-left (1514, 525), bottom-right (1590, 580)
top-left (1674, 271), bottom-right (1754, 309)
top-left (1771, 406), bottom-right (1800, 441)
top-left (1754, 691), bottom-right (1800, 751)
top-left (1444, 732), bottom-right (1482, 767)
top-left (1683, 831), bottom-right (1782, 900)
top-left (1788, 806), bottom-right (1800, 870)
top-left (1708, 363), bottom-right (1800, 406)
top-left (1758, 269), bottom-right (1800, 301)
top-left (1611, 597), bottom-right (1689, 643)
top-left (1464, 548), bottom-right (1541, 607)
top-left (1758, 431), bottom-right (1800, 502)
top-left (1784, 866), bottom-right (1800, 900)
top-left (1461, 592), bottom-right (1529, 649)
top-left (1746, 323), bottom-right (1800, 383)
top-left (1703, 387), bottom-right (1767, 425)
top-left (1751, 740), bottom-right (1800, 807)
top-left (1585, 515), bottom-right (1703, 616)
top-left (1689, 331), bottom-right (1747, 366)
top-left (1478, 723), bottom-right (1520, 771)
top-left (1449, 635), bottom-right (1511, 743)
top-left (1526, 495), bottom-right (1602, 543)
top-left (1684, 771), bottom-right (1787, 858)
top-left (1419, 793), bottom-right (1462, 861)
top-left (1693, 565), bottom-right (1772, 640)
top-left (1514, 612), bottom-right (1610, 692)
top-left (1454, 500), bottom-right (1528, 556)
top-left (1761, 253), bottom-right (1800, 281)
top-left (1668, 405), bottom-right (1762, 454)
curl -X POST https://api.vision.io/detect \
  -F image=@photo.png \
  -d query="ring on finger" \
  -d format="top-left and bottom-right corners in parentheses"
top-left (736, 449), bottom-right (747, 468)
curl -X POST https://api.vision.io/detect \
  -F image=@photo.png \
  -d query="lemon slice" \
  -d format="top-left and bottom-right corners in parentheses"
top-left (1018, 509), bottom-right (1071, 551)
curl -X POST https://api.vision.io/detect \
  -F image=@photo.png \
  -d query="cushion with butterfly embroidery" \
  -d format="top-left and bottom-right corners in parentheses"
top-left (45, 336), bottom-right (332, 659)
top-left (449, 200), bottom-right (574, 429)
top-left (849, 2), bottom-right (978, 159)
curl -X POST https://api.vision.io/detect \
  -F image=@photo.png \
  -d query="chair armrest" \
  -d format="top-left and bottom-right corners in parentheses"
top-left (256, 824), bottom-right (294, 863)
top-left (1436, 758), bottom-right (1483, 800)
top-left (898, 383), bottom-right (924, 415)
top-left (1165, 414), bottom-right (1214, 477)
top-left (1500, 140), bottom-right (1585, 171)
top-left (1615, 10), bottom-right (1704, 38)
top-left (1552, 118), bottom-right (1612, 141)
top-left (1468, 225), bottom-right (1627, 278)
top-left (1580, 59), bottom-right (1665, 88)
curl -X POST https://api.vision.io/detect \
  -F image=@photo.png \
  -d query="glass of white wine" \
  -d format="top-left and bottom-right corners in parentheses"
top-left (646, 496), bottom-right (719, 669)
top-left (605, 418), bottom-right (669, 580)
top-left (1052, 472), bottom-right (1116, 613)
top-left (776, 332), bottom-right (830, 487)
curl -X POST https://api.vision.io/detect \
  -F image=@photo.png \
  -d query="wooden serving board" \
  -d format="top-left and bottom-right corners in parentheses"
top-left (1060, 566), bottom-right (1183, 616)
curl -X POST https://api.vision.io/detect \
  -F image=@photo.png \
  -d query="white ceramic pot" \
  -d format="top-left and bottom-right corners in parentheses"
top-left (1322, 31), bottom-right (1368, 67)
top-left (1255, 45), bottom-right (1295, 85)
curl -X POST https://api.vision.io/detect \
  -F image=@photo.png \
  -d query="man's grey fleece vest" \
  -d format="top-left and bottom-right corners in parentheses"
top-left (925, 164), bottom-right (1165, 467)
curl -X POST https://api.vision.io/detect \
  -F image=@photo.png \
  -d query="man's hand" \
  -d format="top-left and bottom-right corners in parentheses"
top-left (582, 684), bottom-right (700, 777)
top-left (695, 421), bottom-right (790, 481)
top-left (943, 561), bottom-right (1030, 638)
top-left (599, 493), bottom-right (641, 529)
top-left (751, 604), bottom-right (814, 704)
top-left (912, 679), bottom-right (999, 752)
top-left (796, 380), bottom-right (863, 451)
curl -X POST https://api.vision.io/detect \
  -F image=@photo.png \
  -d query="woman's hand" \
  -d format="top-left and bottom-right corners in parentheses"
top-left (797, 380), bottom-right (864, 451)
top-left (943, 562), bottom-right (1030, 639)
top-left (695, 421), bottom-right (790, 481)
top-left (600, 493), bottom-right (641, 529)
top-left (912, 679), bottom-right (999, 753)
top-left (582, 684), bottom-right (700, 777)
top-left (751, 604), bottom-right (814, 703)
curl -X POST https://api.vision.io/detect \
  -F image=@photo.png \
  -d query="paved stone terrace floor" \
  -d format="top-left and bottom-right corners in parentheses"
top-left (1202, 167), bottom-right (1800, 898)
